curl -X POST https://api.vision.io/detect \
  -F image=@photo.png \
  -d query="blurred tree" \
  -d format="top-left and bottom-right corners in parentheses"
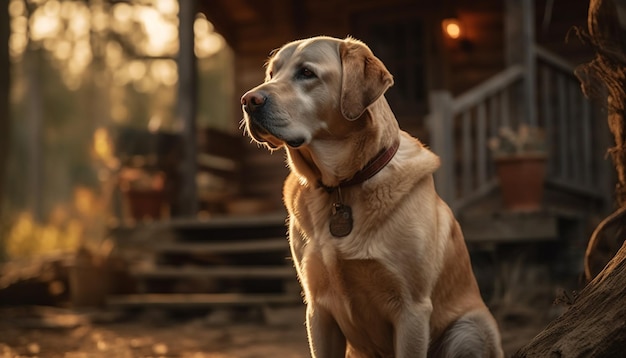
top-left (4, 0), bottom-right (232, 224)
top-left (0, 2), bottom-right (9, 221)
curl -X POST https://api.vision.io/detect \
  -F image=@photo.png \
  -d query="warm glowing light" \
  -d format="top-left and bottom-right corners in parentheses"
top-left (8, 0), bottom-right (25, 17)
top-left (93, 128), bottom-right (114, 162)
top-left (30, 11), bottom-right (62, 41)
top-left (442, 18), bottom-right (462, 39)
top-left (150, 59), bottom-right (178, 86)
top-left (74, 187), bottom-right (97, 216)
top-left (194, 15), bottom-right (224, 58)
top-left (128, 60), bottom-right (147, 81)
top-left (156, 0), bottom-right (179, 16)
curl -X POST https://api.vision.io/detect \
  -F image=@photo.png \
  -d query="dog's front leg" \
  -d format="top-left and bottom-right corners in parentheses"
top-left (306, 303), bottom-right (346, 358)
top-left (394, 299), bottom-right (433, 358)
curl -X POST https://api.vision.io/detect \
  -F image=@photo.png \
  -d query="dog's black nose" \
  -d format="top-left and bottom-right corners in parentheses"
top-left (241, 91), bottom-right (267, 113)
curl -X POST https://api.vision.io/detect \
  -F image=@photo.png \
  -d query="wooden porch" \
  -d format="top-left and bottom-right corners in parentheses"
top-left (105, 0), bottom-right (612, 310)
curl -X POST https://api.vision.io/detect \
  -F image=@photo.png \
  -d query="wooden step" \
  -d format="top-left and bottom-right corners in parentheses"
top-left (107, 293), bottom-right (302, 308)
top-left (460, 210), bottom-right (561, 243)
top-left (151, 213), bottom-right (287, 230)
top-left (145, 238), bottom-right (288, 254)
top-left (132, 266), bottom-right (296, 279)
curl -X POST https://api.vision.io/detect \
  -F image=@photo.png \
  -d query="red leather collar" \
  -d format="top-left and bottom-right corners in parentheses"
top-left (319, 139), bottom-right (400, 192)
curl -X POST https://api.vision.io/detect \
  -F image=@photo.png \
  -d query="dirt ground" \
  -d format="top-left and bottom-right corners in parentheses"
top-left (0, 302), bottom-right (558, 358)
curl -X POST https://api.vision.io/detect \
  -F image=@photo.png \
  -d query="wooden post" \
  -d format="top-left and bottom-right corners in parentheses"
top-left (0, 0), bottom-right (9, 227)
top-left (428, 91), bottom-right (456, 209)
top-left (505, 0), bottom-right (537, 126)
top-left (176, 0), bottom-right (198, 217)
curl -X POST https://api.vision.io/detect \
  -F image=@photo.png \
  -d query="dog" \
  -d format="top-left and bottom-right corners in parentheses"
top-left (241, 36), bottom-right (503, 358)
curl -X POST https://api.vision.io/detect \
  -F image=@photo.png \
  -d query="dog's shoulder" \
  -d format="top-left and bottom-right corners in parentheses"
top-left (396, 132), bottom-right (441, 180)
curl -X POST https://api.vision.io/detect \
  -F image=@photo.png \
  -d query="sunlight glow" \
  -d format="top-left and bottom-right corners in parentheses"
top-left (9, 0), bottom-right (25, 17)
top-left (155, 0), bottom-right (178, 16)
top-left (30, 10), bottom-right (62, 41)
top-left (93, 127), bottom-right (115, 162)
top-left (150, 60), bottom-right (178, 86)
top-left (194, 15), bottom-right (225, 58)
top-left (11, 0), bottom-right (223, 107)
top-left (128, 60), bottom-right (147, 81)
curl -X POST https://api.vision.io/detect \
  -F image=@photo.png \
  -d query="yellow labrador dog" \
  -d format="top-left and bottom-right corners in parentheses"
top-left (241, 36), bottom-right (503, 358)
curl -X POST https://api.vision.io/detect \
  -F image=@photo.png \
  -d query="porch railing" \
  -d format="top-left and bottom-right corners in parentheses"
top-left (427, 46), bottom-right (606, 213)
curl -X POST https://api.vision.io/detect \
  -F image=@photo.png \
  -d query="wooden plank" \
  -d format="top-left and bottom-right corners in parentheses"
top-left (149, 238), bottom-right (288, 254)
top-left (488, 95), bottom-right (498, 178)
top-left (462, 110), bottom-right (473, 197)
top-left (557, 73), bottom-right (568, 179)
top-left (569, 82), bottom-right (582, 184)
top-left (504, 0), bottom-right (536, 126)
top-left (452, 65), bottom-right (524, 114)
top-left (453, 179), bottom-right (499, 213)
top-left (132, 266), bottom-right (296, 279)
top-left (476, 102), bottom-right (488, 186)
top-left (500, 88), bottom-right (510, 128)
top-left (176, 0), bottom-right (198, 217)
top-left (582, 98), bottom-right (593, 186)
top-left (113, 212), bottom-right (287, 232)
top-left (536, 45), bottom-right (575, 74)
top-left (540, 65), bottom-right (555, 176)
top-left (461, 213), bottom-right (559, 243)
top-left (427, 91), bottom-right (456, 205)
top-left (107, 293), bottom-right (302, 308)
top-left (488, 95), bottom-right (499, 139)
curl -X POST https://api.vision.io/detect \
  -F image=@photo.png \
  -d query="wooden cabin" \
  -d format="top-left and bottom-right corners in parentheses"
top-left (108, 0), bottom-right (614, 310)
top-left (188, 0), bottom-right (610, 219)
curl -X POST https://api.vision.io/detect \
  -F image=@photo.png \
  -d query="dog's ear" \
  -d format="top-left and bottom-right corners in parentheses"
top-left (340, 38), bottom-right (394, 121)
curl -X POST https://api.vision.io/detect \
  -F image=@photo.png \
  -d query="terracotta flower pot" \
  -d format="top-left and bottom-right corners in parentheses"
top-left (495, 154), bottom-right (547, 212)
top-left (125, 189), bottom-right (165, 220)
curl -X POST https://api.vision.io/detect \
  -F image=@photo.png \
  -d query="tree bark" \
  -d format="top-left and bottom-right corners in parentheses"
top-left (515, 0), bottom-right (626, 355)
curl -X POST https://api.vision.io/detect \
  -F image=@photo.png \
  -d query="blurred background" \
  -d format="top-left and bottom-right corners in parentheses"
top-left (0, 0), bottom-right (618, 356)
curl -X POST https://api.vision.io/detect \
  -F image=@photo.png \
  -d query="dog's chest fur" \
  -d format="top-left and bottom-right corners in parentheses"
top-left (291, 182), bottom-right (428, 354)
top-left (303, 242), bottom-right (400, 353)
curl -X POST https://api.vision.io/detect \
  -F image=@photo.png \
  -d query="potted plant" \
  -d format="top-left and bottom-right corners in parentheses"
top-left (118, 165), bottom-right (167, 221)
top-left (488, 124), bottom-right (548, 212)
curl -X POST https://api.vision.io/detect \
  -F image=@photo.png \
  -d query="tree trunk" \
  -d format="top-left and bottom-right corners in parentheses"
top-left (515, 0), bottom-right (626, 355)
top-left (0, 0), bottom-right (10, 223)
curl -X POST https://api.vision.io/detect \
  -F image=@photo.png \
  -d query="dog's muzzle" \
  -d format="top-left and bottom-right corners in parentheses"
top-left (241, 89), bottom-right (274, 144)
top-left (241, 90), bottom-right (305, 148)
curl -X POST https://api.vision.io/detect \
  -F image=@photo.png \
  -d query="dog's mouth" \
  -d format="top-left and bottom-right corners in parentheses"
top-left (245, 120), bottom-right (279, 149)
top-left (245, 115), bottom-right (307, 149)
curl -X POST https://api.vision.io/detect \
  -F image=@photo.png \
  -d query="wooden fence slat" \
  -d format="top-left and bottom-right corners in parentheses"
top-left (569, 81), bottom-right (582, 184)
top-left (488, 95), bottom-right (499, 177)
top-left (582, 97), bottom-right (592, 186)
top-left (428, 92), bottom-right (456, 205)
top-left (540, 65), bottom-right (556, 176)
top-left (500, 89), bottom-right (510, 128)
top-left (462, 110), bottom-right (473, 196)
top-left (557, 73), bottom-right (568, 179)
top-left (477, 102), bottom-right (488, 186)
top-left (427, 50), bottom-right (605, 212)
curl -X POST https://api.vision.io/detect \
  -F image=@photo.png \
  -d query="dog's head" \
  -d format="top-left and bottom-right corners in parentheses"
top-left (241, 36), bottom-right (394, 150)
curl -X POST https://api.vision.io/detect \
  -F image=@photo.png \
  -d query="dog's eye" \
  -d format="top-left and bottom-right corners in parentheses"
top-left (268, 70), bottom-right (274, 79)
top-left (296, 67), bottom-right (316, 79)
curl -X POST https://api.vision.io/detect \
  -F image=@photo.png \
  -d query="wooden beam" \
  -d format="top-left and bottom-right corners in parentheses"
top-left (461, 212), bottom-right (559, 243)
top-left (505, 0), bottom-right (537, 126)
top-left (107, 293), bottom-right (302, 308)
top-left (0, 0), bottom-right (9, 227)
top-left (132, 266), bottom-right (296, 279)
top-left (176, 0), bottom-right (198, 217)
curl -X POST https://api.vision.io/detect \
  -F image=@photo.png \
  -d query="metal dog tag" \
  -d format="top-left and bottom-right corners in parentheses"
top-left (329, 203), bottom-right (353, 237)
